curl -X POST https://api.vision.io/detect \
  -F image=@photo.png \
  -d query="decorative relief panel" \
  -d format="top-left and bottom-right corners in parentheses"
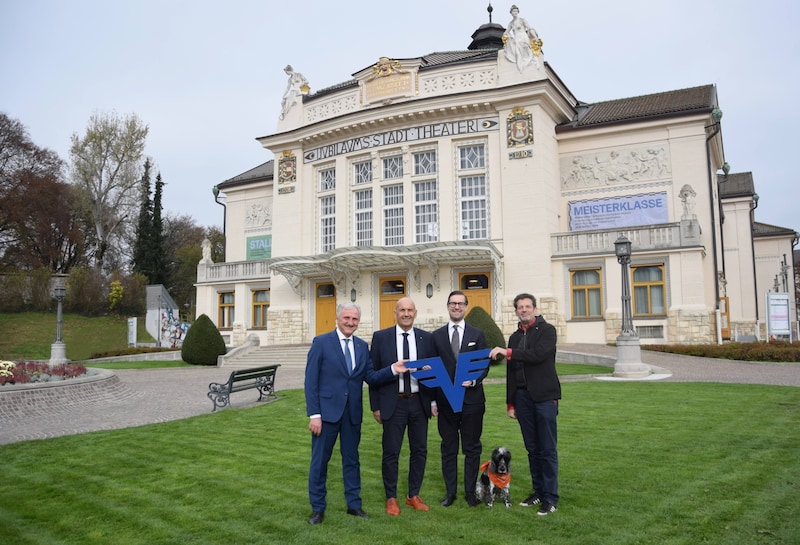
top-left (560, 145), bottom-right (671, 189)
top-left (306, 94), bottom-right (359, 124)
top-left (420, 69), bottom-right (496, 96)
top-left (245, 201), bottom-right (272, 228)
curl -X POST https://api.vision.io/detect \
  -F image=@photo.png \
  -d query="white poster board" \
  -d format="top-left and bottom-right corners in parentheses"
top-left (765, 293), bottom-right (792, 341)
top-left (127, 317), bottom-right (137, 347)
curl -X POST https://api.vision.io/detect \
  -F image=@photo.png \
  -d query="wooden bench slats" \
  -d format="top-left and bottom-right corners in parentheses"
top-left (207, 364), bottom-right (280, 412)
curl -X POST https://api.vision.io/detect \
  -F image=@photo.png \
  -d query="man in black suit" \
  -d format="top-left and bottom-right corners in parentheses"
top-left (432, 290), bottom-right (489, 507)
top-left (369, 297), bottom-right (435, 516)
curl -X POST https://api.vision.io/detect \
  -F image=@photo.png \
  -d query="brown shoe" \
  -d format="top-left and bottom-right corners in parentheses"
top-left (385, 497), bottom-right (400, 516)
top-left (405, 495), bottom-right (430, 511)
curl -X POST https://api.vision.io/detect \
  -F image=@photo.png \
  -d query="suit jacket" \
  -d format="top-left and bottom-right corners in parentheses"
top-left (432, 322), bottom-right (489, 410)
top-left (305, 329), bottom-right (396, 425)
top-left (369, 326), bottom-right (436, 420)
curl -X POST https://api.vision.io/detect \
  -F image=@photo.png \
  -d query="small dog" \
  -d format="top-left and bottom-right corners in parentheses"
top-left (475, 446), bottom-right (512, 508)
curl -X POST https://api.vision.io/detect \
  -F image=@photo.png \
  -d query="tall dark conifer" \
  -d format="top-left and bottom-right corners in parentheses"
top-left (150, 172), bottom-right (168, 285)
top-left (132, 159), bottom-right (154, 278)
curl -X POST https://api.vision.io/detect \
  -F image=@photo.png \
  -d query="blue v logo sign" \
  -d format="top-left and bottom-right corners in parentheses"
top-left (411, 349), bottom-right (492, 412)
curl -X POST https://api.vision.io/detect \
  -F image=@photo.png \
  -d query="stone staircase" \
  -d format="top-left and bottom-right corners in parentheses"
top-left (218, 343), bottom-right (311, 371)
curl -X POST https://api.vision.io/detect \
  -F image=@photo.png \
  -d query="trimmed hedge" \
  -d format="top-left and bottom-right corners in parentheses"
top-left (644, 341), bottom-right (800, 363)
top-left (180, 313), bottom-right (227, 366)
top-left (465, 305), bottom-right (506, 364)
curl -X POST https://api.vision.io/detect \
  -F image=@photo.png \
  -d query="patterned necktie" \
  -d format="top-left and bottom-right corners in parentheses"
top-left (343, 338), bottom-right (353, 374)
top-left (401, 332), bottom-right (412, 393)
top-left (451, 324), bottom-right (460, 358)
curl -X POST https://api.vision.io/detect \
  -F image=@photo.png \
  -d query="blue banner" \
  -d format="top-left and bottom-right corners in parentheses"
top-left (569, 192), bottom-right (668, 231)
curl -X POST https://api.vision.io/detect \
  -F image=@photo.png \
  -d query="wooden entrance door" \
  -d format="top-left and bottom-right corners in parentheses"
top-left (315, 282), bottom-right (336, 336)
top-left (379, 277), bottom-right (406, 329)
top-left (460, 272), bottom-right (491, 314)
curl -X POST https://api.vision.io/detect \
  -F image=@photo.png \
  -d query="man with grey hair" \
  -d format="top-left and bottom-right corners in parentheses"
top-left (305, 302), bottom-right (409, 525)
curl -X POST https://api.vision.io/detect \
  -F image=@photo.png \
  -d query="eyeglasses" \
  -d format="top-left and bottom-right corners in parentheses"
top-left (448, 302), bottom-right (467, 307)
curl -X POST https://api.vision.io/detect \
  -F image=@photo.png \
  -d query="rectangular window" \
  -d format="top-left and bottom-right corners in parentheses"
top-left (383, 184), bottom-right (404, 246)
top-left (414, 180), bottom-right (438, 243)
top-left (354, 161), bottom-right (372, 185)
top-left (218, 292), bottom-right (235, 328)
top-left (414, 150), bottom-right (437, 175)
top-left (382, 156), bottom-right (403, 180)
top-left (355, 189), bottom-right (373, 246)
top-left (459, 175), bottom-right (487, 240)
top-left (459, 144), bottom-right (485, 169)
top-left (320, 195), bottom-right (336, 252)
top-left (570, 268), bottom-right (603, 318)
top-left (319, 168), bottom-right (335, 192)
top-left (632, 264), bottom-right (666, 316)
top-left (252, 289), bottom-right (270, 329)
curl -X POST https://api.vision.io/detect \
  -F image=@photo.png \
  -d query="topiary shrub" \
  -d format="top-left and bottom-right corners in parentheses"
top-left (180, 313), bottom-right (227, 366)
top-left (465, 305), bottom-right (507, 364)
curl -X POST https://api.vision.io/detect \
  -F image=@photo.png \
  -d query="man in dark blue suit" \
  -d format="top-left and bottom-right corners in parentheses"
top-left (369, 297), bottom-right (436, 516)
top-left (305, 302), bottom-right (408, 525)
top-left (432, 290), bottom-right (489, 507)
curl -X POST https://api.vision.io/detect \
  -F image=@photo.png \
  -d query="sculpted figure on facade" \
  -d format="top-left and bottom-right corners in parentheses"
top-left (503, 5), bottom-right (542, 72)
top-left (561, 146), bottom-right (672, 189)
top-left (201, 238), bottom-right (213, 263)
top-left (245, 202), bottom-right (272, 228)
top-left (280, 65), bottom-right (309, 120)
top-left (679, 184), bottom-right (697, 219)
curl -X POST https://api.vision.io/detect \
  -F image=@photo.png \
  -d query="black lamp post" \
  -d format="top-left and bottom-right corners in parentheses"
top-left (612, 234), bottom-right (650, 378)
top-left (614, 235), bottom-right (635, 336)
top-left (49, 285), bottom-right (68, 365)
top-left (212, 185), bottom-right (227, 262)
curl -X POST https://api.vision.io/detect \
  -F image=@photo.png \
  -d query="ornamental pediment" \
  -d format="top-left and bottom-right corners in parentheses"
top-left (354, 57), bottom-right (422, 106)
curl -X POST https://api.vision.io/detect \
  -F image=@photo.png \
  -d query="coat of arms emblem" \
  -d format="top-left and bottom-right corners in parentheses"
top-left (507, 107), bottom-right (534, 148)
top-left (278, 151), bottom-right (296, 184)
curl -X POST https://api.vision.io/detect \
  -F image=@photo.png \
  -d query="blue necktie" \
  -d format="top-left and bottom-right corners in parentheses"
top-left (344, 338), bottom-right (353, 374)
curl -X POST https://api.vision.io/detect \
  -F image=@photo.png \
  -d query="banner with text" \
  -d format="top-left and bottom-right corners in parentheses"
top-left (246, 234), bottom-right (272, 260)
top-left (568, 192), bottom-right (668, 231)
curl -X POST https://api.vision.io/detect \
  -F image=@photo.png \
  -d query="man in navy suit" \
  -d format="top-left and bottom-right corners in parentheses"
top-left (369, 297), bottom-right (435, 515)
top-left (432, 290), bottom-right (489, 507)
top-left (305, 302), bottom-right (408, 525)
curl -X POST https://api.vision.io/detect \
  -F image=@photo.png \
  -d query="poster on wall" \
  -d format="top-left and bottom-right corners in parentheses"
top-left (568, 192), bottom-right (668, 231)
top-left (247, 234), bottom-right (272, 260)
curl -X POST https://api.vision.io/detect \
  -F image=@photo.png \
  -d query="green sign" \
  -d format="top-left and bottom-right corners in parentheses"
top-left (246, 235), bottom-right (272, 260)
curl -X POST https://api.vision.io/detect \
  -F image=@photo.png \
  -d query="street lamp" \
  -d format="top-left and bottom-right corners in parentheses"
top-left (49, 285), bottom-right (68, 365)
top-left (613, 234), bottom-right (651, 378)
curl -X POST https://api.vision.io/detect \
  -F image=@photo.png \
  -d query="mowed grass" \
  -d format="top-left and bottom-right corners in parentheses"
top-left (0, 313), bottom-right (155, 361)
top-left (1, 382), bottom-right (798, 545)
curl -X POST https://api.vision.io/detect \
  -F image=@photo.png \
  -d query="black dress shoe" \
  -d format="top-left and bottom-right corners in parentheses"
top-left (440, 495), bottom-right (456, 507)
top-left (308, 511), bottom-right (324, 525)
top-left (346, 507), bottom-right (369, 519)
top-left (466, 493), bottom-right (481, 507)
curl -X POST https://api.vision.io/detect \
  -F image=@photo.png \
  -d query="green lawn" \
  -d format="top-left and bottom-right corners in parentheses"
top-left (0, 312), bottom-right (154, 361)
top-left (1, 382), bottom-right (797, 545)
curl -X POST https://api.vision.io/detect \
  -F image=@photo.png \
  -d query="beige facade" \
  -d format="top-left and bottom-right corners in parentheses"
top-left (196, 20), bottom-right (797, 346)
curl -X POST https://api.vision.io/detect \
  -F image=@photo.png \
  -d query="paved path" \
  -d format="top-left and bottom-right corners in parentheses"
top-left (1, 344), bottom-right (798, 445)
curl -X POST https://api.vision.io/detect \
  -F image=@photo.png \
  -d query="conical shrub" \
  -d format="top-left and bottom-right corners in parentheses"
top-left (465, 305), bottom-right (506, 365)
top-left (181, 313), bottom-right (227, 365)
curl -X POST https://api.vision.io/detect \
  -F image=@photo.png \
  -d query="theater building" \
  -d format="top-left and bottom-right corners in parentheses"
top-left (195, 8), bottom-right (797, 347)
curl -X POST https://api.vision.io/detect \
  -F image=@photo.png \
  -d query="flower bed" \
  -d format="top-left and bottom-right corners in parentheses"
top-left (0, 360), bottom-right (89, 386)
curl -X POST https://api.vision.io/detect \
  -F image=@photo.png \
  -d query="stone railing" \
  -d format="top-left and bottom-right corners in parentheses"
top-left (551, 221), bottom-right (700, 257)
top-left (197, 260), bottom-right (272, 284)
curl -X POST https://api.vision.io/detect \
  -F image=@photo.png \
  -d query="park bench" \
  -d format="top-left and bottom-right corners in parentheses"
top-left (207, 364), bottom-right (281, 412)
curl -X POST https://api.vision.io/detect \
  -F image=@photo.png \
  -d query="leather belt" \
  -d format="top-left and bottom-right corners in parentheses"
top-left (398, 392), bottom-right (417, 398)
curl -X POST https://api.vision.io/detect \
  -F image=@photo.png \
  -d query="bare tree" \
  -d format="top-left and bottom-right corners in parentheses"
top-left (69, 111), bottom-right (148, 270)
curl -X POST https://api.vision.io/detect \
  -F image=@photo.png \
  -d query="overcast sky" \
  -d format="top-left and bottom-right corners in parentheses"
top-left (2, 0), bottom-right (798, 240)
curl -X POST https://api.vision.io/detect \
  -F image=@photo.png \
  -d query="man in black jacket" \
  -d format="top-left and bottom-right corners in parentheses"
top-left (490, 293), bottom-right (560, 516)
top-left (432, 290), bottom-right (489, 507)
top-left (369, 297), bottom-right (436, 515)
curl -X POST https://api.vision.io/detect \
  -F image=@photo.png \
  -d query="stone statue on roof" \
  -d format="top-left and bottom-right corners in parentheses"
top-left (503, 5), bottom-right (543, 72)
top-left (280, 64), bottom-right (309, 120)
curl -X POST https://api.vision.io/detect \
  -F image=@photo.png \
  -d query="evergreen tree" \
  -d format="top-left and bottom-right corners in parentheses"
top-left (132, 159), bottom-right (153, 278)
top-left (150, 172), bottom-right (168, 285)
